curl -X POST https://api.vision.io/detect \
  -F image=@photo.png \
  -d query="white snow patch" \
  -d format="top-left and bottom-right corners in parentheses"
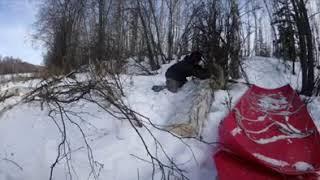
top-left (257, 115), bottom-right (266, 121)
top-left (243, 56), bottom-right (301, 89)
top-left (253, 153), bottom-right (289, 167)
top-left (293, 161), bottom-right (314, 171)
top-left (307, 97), bottom-right (320, 132)
top-left (231, 127), bottom-right (242, 136)
top-left (257, 94), bottom-right (288, 111)
top-left (255, 134), bottom-right (307, 144)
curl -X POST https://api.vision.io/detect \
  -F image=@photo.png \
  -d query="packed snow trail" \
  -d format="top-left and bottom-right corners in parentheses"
top-left (0, 56), bottom-right (319, 180)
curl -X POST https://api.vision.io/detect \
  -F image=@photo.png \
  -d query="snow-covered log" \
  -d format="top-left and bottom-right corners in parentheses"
top-left (0, 86), bottom-right (30, 100)
top-left (169, 80), bottom-right (214, 137)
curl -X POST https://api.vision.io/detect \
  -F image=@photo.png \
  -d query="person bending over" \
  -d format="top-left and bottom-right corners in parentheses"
top-left (165, 51), bottom-right (210, 93)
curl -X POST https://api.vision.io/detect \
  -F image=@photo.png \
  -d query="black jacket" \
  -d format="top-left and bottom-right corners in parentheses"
top-left (165, 56), bottom-right (210, 82)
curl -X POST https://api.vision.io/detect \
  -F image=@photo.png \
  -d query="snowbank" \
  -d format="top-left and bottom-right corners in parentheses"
top-left (0, 56), bottom-right (319, 180)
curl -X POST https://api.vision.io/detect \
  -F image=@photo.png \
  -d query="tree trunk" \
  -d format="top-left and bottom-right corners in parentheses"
top-left (97, 0), bottom-right (106, 62)
top-left (229, 0), bottom-right (241, 79)
top-left (291, 0), bottom-right (314, 96)
top-left (299, 0), bottom-right (314, 95)
top-left (136, 0), bottom-right (160, 70)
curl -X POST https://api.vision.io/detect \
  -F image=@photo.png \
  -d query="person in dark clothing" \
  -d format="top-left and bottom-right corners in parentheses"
top-left (164, 51), bottom-right (210, 93)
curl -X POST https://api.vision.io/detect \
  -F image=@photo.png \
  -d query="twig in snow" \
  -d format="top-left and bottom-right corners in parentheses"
top-left (2, 158), bottom-right (23, 171)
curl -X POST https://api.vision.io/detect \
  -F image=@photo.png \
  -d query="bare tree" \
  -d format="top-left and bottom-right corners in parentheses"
top-left (34, 0), bottom-right (87, 74)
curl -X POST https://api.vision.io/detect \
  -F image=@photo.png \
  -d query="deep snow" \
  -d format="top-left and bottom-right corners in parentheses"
top-left (0, 56), bottom-right (319, 180)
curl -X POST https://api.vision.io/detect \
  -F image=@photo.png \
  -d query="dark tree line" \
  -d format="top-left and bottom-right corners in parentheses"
top-left (0, 56), bottom-right (40, 75)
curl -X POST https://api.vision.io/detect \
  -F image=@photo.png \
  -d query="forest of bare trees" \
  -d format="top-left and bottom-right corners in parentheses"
top-left (242, 0), bottom-right (320, 95)
top-left (33, 0), bottom-right (243, 87)
top-left (33, 0), bottom-right (320, 96)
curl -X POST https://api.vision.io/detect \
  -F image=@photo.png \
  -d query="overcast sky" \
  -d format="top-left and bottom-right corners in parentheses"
top-left (0, 0), bottom-right (43, 65)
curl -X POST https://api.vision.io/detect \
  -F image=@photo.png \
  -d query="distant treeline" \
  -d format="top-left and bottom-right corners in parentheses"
top-left (0, 56), bottom-right (41, 75)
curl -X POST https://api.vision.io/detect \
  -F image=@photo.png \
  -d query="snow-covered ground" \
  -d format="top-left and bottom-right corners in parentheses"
top-left (0, 73), bottom-right (35, 84)
top-left (0, 56), bottom-right (319, 180)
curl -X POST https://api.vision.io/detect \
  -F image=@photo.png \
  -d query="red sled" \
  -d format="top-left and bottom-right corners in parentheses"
top-left (214, 151), bottom-right (319, 180)
top-left (218, 85), bottom-right (320, 176)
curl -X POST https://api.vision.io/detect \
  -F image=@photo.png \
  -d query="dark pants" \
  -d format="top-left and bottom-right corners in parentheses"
top-left (166, 78), bottom-right (186, 93)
